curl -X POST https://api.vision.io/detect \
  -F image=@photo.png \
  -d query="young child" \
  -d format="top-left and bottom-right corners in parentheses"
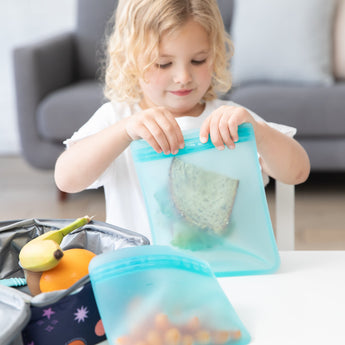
top-left (55, 0), bottom-right (310, 240)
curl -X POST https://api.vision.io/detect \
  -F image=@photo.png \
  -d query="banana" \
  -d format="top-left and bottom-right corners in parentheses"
top-left (19, 215), bottom-right (92, 272)
top-left (19, 239), bottom-right (64, 272)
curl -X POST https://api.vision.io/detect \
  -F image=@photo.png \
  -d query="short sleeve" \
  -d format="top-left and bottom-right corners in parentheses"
top-left (267, 122), bottom-right (297, 138)
top-left (64, 102), bottom-right (116, 148)
top-left (62, 102), bottom-right (119, 189)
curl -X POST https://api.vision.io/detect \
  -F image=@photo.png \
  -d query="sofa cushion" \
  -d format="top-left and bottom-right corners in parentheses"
top-left (229, 82), bottom-right (345, 137)
top-left (334, 0), bottom-right (345, 79)
top-left (37, 81), bottom-right (105, 142)
top-left (230, 0), bottom-right (337, 85)
top-left (298, 137), bottom-right (345, 171)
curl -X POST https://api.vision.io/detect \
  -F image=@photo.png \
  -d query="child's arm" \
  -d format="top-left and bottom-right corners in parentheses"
top-left (55, 107), bottom-right (184, 193)
top-left (55, 120), bottom-right (132, 193)
top-left (199, 105), bottom-right (310, 185)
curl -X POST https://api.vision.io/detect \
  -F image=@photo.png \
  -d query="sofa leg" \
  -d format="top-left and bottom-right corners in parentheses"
top-left (58, 189), bottom-right (68, 202)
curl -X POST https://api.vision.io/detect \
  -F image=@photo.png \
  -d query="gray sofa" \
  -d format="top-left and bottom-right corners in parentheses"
top-left (13, 0), bottom-right (115, 170)
top-left (13, 0), bottom-right (345, 173)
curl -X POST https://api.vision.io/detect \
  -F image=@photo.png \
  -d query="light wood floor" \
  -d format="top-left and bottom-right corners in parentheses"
top-left (1, 155), bottom-right (344, 250)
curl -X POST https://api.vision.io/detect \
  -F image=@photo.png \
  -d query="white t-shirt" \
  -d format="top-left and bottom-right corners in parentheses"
top-left (65, 99), bottom-right (296, 241)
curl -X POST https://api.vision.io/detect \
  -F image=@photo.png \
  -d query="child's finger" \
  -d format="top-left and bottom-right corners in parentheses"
top-left (209, 111), bottom-right (225, 150)
top-left (144, 121), bottom-right (170, 154)
top-left (228, 120), bottom-right (239, 144)
top-left (217, 113), bottom-right (234, 149)
top-left (229, 110), bottom-right (243, 143)
top-left (138, 125), bottom-right (164, 154)
top-left (157, 110), bottom-right (184, 154)
top-left (164, 110), bottom-right (185, 149)
top-left (199, 116), bottom-right (211, 143)
top-left (175, 126), bottom-right (185, 150)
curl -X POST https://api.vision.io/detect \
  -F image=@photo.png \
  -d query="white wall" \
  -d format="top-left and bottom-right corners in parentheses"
top-left (0, 0), bottom-right (77, 155)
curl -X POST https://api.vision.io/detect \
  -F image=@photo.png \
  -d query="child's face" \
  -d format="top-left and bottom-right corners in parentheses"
top-left (139, 19), bottom-right (213, 117)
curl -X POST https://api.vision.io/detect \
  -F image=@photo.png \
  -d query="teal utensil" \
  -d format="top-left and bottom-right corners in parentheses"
top-left (0, 277), bottom-right (27, 287)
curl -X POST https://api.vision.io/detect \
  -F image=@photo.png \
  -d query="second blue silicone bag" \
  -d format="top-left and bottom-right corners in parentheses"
top-left (89, 245), bottom-right (251, 345)
top-left (131, 123), bottom-right (280, 276)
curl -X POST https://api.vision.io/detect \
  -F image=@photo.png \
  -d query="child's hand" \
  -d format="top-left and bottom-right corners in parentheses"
top-left (199, 105), bottom-right (256, 149)
top-left (125, 107), bottom-right (185, 155)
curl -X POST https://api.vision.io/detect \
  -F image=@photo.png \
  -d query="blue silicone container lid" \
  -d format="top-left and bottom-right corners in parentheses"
top-left (89, 245), bottom-right (213, 282)
top-left (131, 123), bottom-right (254, 162)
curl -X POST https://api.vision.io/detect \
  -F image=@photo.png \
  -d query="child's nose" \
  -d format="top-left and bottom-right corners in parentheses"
top-left (173, 65), bottom-right (192, 84)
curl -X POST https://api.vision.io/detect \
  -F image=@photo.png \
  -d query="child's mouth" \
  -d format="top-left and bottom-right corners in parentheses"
top-left (170, 89), bottom-right (193, 96)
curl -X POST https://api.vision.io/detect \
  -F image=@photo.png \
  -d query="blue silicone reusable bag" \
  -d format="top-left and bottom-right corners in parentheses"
top-left (130, 123), bottom-right (280, 276)
top-left (89, 245), bottom-right (251, 345)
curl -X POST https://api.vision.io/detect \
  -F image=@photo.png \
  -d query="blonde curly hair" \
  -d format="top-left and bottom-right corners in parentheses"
top-left (104, 0), bottom-right (233, 104)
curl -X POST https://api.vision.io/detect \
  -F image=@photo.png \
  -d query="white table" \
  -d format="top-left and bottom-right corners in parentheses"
top-left (100, 251), bottom-right (345, 345)
top-left (219, 251), bottom-right (345, 345)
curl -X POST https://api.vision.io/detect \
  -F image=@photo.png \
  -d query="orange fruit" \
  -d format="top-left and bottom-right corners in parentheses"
top-left (40, 248), bottom-right (96, 292)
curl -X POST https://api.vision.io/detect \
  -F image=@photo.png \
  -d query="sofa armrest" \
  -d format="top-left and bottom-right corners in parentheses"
top-left (13, 31), bottom-right (76, 106)
top-left (13, 33), bottom-right (75, 104)
top-left (13, 32), bottom-right (75, 168)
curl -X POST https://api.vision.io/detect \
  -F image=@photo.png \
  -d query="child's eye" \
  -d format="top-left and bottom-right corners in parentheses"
top-left (156, 62), bottom-right (172, 69)
top-left (191, 59), bottom-right (207, 65)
